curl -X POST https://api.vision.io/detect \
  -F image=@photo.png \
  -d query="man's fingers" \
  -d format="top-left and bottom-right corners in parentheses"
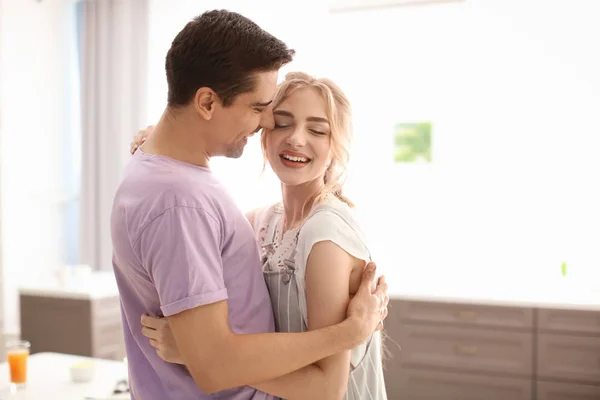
top-left (374, 275), bottom-right (388, 305)
top-left (358, 262), bottom-right (377, 293)
top-left (149, 338), bottom-right (160, 349)
top-left (376, 275), bottom-right (387, 291)
top-left (375, 275), bottom-right (388, 295)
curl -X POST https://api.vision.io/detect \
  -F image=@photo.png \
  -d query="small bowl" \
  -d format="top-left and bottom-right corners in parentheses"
top-left (70, 361), bottom-right (95, 383)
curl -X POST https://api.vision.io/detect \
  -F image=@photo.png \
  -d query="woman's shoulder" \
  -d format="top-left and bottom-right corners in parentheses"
top-left (303, 196), bottom-right (359, 232)
top-left (298, 196), bottom-right (369, 260)
top-left (298, 198), bottom-right (371, 261)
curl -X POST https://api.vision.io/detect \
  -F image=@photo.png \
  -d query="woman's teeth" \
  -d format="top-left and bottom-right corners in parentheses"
top-left (281, 154), bottom-right (309, 163)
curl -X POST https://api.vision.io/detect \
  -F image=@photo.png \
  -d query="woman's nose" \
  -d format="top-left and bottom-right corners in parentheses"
top-left (286, 128), bottom-right (306, 147)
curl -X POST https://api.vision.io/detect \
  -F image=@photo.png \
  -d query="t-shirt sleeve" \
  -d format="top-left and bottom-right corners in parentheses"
top-left (138, 206), bottom-right (228, 317)
top-left (297, 210), bottom-right (370, 268)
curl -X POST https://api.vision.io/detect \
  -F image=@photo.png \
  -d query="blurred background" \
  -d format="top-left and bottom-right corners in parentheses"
top-left (0, 0), bottom-right (599, 397)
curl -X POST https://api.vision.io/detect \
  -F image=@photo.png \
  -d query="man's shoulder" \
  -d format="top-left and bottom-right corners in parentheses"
top-left (120, 156), bottom-right (227, 210)
top-left (112, 160), bottom-right (232, 242)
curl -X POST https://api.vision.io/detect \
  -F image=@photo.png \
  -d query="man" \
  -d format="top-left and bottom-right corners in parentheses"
top-left (111, 10), bottom-right (388, 400)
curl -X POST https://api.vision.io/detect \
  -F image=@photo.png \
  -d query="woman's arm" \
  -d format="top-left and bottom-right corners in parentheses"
top-left (130, 125), bottom-right (154, 154)
top-left (245, 209), bottom-right (258, 230)
top-left (251, 240), bottom-right (362, 400)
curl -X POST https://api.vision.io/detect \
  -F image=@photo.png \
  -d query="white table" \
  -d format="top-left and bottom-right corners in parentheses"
top-left (0, 353), bottom-right (129, 399)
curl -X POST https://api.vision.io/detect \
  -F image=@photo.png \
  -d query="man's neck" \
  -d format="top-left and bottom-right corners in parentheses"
top-left (143, 107), bottom-right (212, 168)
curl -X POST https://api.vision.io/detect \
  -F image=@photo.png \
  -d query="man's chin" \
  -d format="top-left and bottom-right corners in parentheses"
top-left (224, 146), bottom-right (245, 159)
top-left (222, 137), bottom-right (249, 159)
top-left (225, 152), bottom-right (244, 159)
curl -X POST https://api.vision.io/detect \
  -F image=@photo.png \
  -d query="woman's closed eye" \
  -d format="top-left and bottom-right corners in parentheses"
top-left (310, 129), bottom-right (327, 136)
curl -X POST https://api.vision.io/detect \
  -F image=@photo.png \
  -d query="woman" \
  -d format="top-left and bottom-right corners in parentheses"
top-left (134, 72), bottom-right (387, 399)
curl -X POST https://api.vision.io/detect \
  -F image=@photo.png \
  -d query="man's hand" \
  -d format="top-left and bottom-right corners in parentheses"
top-left (346, 262), bottom-right (389, 343)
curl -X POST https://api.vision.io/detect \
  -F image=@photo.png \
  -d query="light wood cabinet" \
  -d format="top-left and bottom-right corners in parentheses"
top-left (537, 381), bottom-right (600, 400)
top-left (393, 368), bottom-right (532, 400)
top-left (537, 333), bottom-right (600, 385)
top-left (397, 324), bottom-right (533, 376)
top-left (19, 293), bottom-right (125, 361)
top-left (385, 299), bottom-right (600, 399)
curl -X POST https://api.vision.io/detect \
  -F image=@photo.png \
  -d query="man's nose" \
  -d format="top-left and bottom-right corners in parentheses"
top-left (259, 107), bottom-right (275, 130)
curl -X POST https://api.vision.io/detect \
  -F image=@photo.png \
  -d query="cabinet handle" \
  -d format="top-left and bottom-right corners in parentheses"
top-left (455, 345), bottom-right (478, 355)
top-left (455, 311), bottom-right (477, 320)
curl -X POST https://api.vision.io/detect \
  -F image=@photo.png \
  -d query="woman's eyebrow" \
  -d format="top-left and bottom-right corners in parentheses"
top-left (273, 109), bottom-right (293, 117)
top-left (274, 110), bottom-right (329, 124)
top-left (306, 116), bottom-right (329, 123)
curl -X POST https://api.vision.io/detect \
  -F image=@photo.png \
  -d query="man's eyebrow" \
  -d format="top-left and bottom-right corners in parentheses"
top-left (251, 100), bottom-right (273, 107)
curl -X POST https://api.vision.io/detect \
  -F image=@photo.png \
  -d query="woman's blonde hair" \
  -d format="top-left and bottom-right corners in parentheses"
top-left (261, 72), bottom-right (354, 213)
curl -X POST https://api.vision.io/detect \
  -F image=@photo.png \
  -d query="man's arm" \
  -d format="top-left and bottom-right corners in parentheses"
top-left (141, 206), bottom-right (383, 394)
top-left (249, 240), bottom-right (360, 400)
top-left (169, 299), bottom-right (364, 394)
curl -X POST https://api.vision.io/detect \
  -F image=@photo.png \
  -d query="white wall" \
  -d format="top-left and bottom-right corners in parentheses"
top-left (329, 0), bottom-right (600, 285)
top-left (0, 0), bottom-right (74, 334)
top-left (148, 0), bottom-right (600, 289)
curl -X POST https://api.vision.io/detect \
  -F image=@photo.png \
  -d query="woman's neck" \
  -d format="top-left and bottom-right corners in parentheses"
top-left (281, 178), bottom-right (325, 232)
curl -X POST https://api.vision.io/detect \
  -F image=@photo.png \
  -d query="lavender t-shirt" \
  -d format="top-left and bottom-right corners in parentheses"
top-left (111, 150), bottom-right (276, 400)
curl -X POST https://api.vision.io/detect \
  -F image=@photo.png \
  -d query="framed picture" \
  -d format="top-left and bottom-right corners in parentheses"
top-left (393, 122), bottom-right (432, 163)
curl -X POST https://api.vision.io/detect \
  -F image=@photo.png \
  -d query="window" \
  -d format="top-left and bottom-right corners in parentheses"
top-left (146, 1), bottom-right (600, 287)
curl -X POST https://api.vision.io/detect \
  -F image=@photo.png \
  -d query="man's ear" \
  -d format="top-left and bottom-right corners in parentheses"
top-left (194, 87), bottom-right (218, 120)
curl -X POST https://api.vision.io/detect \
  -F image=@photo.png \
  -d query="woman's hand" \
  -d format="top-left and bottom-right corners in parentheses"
top-left (130, 125), bottom-right (154, 154)
top-left (141, 314), bottom-right (184, 364)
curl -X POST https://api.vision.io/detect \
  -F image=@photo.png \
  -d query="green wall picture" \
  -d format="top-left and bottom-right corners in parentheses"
top-left (394, 122), bottom-right (432, 163)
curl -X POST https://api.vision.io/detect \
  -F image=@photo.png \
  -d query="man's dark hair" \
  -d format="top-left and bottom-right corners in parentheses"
top-left (165, 10), bottom-right (295, 107)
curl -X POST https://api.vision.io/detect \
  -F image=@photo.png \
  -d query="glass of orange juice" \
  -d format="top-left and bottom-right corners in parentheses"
top-left (6, 340), bottom-right (30, 392)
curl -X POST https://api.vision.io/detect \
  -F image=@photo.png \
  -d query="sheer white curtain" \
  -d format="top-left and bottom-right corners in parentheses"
top-left (79, 0), bottom-right (149, 270)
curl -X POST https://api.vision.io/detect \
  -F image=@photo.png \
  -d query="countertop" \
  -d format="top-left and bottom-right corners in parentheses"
top-left (0, 352), bottom-right (128, 399)
top-left (18, 269), bottom-right (600, 311)
top-left (18, 271), bottom-right (119, 300)
top-left (388, 278), bottom-right (600, 311)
